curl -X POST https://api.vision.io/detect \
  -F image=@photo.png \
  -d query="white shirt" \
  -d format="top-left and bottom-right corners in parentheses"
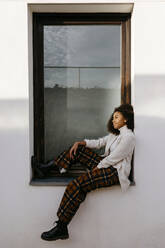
top-left (84, 125), bottom-right (135, 192)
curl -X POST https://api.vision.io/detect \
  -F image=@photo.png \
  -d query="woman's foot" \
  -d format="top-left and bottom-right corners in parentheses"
top-left (41, 221), bottom-right (69, 241)
top-left (38, 160), bottom-right (60, 175)
top-left (32, 156), bottom-right (68, 178)
top-left (32, 157), bottom-right (59, 178)
top-left (39, 161), bottom-right (68, 174)
top-left (39, 160), bottom-right (55, 169)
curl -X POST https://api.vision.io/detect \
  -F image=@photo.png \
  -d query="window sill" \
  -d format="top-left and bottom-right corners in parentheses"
top-left (30, 176), bottom-right (75, 186)
top-left (30, 176), bottom-right (135, 187)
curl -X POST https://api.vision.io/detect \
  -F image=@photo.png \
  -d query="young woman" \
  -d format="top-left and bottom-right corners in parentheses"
top-left (39, 103), bottom-right (135, 241)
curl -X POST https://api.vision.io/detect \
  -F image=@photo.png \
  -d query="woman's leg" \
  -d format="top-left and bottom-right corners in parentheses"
top-left (57, 165), bottom-right (120, 225)
top-left (36, 146), bottom-right (77, 176)
top-left (36, 144), bottom-right (100, 177)
top-left (41, 152), bottom-right (119, 241)
top-left (53, 144), bottom-right (102, 171)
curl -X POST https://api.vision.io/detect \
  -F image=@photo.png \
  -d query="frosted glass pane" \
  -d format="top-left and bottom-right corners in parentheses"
top-left (44, 25), bottom-right (121, 161)
top-left (44, 25), bottom-right (120, 67)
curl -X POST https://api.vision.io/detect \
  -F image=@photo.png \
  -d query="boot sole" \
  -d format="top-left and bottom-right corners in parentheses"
top-left (41, 234), bottom-right (69, 241)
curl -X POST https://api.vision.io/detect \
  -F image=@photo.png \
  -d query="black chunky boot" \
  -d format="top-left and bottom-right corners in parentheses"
top-left (41, 220), bottom-right (69, 241)
top-left (38, 160), bottom-right (58, 173)
top-left (32, 156), bottom-right (60, 178)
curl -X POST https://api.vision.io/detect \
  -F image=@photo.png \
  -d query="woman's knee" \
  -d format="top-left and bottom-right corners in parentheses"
top-left (76, 144), bottom-right (85, 153)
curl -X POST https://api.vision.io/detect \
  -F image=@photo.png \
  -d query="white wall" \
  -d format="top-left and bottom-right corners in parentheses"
top-left (0, 1), bottom-right (165, 248)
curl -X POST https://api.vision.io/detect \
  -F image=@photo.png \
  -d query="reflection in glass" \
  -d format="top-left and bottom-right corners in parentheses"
top-left (44, 25), bottom-right (121, 161)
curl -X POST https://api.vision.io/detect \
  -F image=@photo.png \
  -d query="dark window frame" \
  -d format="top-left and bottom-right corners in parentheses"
top-left (31, 12), bottom-right (134, 186)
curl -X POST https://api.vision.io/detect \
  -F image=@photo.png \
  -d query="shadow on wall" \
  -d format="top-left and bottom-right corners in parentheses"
top-left (134, 74), bottom-right (165, 119)
top-left (133, 74), bottom-right (165, 185)
top-left (0, 98), bottom-right (30, 182)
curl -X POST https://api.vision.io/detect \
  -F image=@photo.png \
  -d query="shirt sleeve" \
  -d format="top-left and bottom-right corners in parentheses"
top-left (97, 134), bottom-right (135, 169)
top-left (84, 135), bottom-right (109, 150)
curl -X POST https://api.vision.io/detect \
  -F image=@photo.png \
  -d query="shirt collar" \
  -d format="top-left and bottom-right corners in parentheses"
top-left (119, 124), bottom-right (128, 134)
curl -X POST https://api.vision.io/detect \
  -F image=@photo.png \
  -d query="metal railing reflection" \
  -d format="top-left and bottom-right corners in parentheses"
top-left (44, 66), bottom-right (120, 89)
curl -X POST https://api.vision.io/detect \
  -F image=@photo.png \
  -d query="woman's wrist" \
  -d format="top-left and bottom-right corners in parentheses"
top-left (78, 141), bottom-right (86, 146)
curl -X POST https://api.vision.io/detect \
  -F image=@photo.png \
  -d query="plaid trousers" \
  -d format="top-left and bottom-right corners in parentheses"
top-left (54, 145), bottom-right (119, 225)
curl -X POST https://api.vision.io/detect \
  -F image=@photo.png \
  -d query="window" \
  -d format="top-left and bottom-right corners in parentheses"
top-left (31, 13), bottom-right (134, 185)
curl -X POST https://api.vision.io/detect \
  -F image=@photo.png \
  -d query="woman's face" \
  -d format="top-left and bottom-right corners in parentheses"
top-left (112, 111), bottom-right (127, 130)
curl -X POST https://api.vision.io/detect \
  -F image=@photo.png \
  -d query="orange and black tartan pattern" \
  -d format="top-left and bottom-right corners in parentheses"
top-left (54, 145), bottom-right (120, 225)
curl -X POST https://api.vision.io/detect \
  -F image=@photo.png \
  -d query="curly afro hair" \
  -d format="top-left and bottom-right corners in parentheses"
top-left (107, 103), bottom-right (134, 135)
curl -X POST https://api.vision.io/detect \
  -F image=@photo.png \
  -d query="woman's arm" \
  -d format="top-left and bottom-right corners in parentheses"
top-left (97, 134), bottom-right (135, 169)
top-left (84, 135), bottom-right (109, 150)
top-left (69, 141), bottom-right (86, 159)
top-left (69, 135), bottom-right (109, 160)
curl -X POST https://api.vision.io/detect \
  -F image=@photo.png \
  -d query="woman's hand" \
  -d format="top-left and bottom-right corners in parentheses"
top-left (69, 141), bottom-right (86, 160)
top-left (69, 142), bottom-right (79, 160)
